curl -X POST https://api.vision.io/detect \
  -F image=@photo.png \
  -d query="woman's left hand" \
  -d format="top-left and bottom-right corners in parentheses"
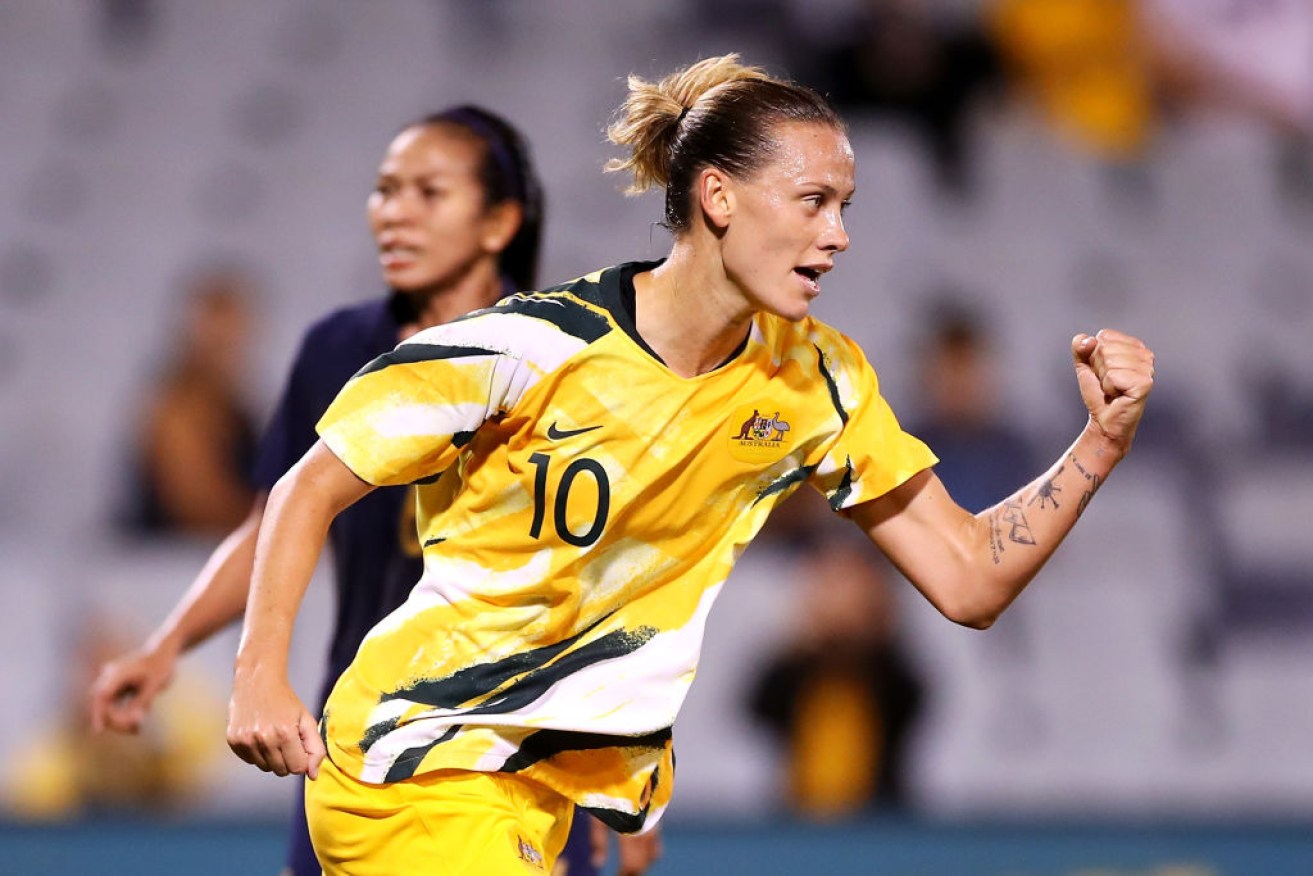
top-left (1071, 329), bottom-right (1155, 454)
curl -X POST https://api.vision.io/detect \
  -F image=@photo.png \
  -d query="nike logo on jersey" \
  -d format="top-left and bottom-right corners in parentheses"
top-left (547, 422), bottom-right (601, 440)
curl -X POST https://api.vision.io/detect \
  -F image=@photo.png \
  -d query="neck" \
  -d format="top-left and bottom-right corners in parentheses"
top-left (633, 242), bottom-right (753, 378)
top-left (405, 260), bottom-right (506, 331)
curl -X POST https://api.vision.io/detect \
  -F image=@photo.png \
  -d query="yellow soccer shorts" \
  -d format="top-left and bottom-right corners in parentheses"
top-left (305, 754), bottom-right (574, 875)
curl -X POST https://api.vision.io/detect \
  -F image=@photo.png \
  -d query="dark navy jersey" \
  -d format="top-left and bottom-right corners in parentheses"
top-left (251, 294), bottom-right (423, 708)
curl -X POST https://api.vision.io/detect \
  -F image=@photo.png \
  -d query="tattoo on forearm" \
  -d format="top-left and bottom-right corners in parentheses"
top-left (988, 499), bottom-right (1039, 565)
top-left (1069, 454), bottom-right (1092, 479)
top-left (989, 510), bottom-right (1003, 565)
top-left (989, 493), bottom-right (1044, 565)
top-left (1067, 452), bottom-right (1102, 518)
top-left (1002, 499), bottom-right (1037, 547)
top-left (987, 499), bottom-right (1039, 569)
top-left (1029, 464), bottom-right (1063, 510)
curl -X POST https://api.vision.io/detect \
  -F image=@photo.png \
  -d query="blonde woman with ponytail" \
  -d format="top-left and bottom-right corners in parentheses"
top-left (226, 54), bottom-right (1154, 875)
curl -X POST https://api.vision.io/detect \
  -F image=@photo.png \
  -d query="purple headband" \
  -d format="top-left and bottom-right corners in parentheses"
top-left (433, 107), bottom-right (526, 204)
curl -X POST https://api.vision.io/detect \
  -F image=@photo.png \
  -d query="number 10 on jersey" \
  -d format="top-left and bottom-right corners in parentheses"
top-left (528, 452), bottom-right (611, 547)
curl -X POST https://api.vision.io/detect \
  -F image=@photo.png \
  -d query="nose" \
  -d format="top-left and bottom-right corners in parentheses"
top-left (373, 190), bottom-right (416, 227)
top-left (820, 211), bottom-right (849, 254)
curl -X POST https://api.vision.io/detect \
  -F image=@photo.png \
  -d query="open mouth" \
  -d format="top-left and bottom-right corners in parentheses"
top-left (380, 246), bottom-right (420, 268)
top-left (795, 267), bottom-right (822, 293)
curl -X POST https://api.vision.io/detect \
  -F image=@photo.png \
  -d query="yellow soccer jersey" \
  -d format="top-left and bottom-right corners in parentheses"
top-left (316, 261), bottom-right (937, 832)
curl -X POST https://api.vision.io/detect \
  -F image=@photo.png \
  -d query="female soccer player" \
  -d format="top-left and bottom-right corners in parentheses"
top-left (90, 106), bottom-right (643, 876)
top-left (227, 55), bottom-right (1154, 874)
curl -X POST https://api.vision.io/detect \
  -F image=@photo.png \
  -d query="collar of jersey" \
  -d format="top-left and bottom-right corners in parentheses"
top-left (599, 260), bottom-right (753, 377)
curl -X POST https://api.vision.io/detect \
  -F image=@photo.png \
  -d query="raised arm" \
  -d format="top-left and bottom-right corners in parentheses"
top-left (226, 441), bottom-right (373, 779)
top-left (851, 330), bottom-right (1154, 629)
top-left (90, 498), bottom-right (266, 734)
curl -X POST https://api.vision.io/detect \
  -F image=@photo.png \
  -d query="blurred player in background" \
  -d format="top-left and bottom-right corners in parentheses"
top-left (91, 106), bottom-right (649, 876)
top-left (120, 261), bottom-right (261, 539)
top-left (748, 540), bottom-right (925, 816)
top-left (6, 610), bottom-right (225, 820)
top-left (225, 54), bottom-right (1154, 874)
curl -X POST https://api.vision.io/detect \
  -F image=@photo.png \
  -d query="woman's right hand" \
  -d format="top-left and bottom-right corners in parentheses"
top-left (226, 671), bottom-right (326, 779)
top-left (89, 645), bottom-right (177, 734)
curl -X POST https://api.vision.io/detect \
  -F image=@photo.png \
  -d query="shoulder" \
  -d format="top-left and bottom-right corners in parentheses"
top-left (287, 298), bottom-right (395, 380)
top-left (479, 262), bottom-right (639, 341)
top-left (300, 298), bottom-right (390, 350)
top-left (402, 266), bottom-right (631, 367)
top-left (758, 313), bottom-right (869, 371)
top-left (471, 290), bottom-right (612, 345)
top-left (757, 315), bottom-right (884, 423)
top-left (276, 298), bottom-right (395, 400)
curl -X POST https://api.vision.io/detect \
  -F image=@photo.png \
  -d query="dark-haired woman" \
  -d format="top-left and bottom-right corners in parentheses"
top-left (228, 56), bottom-right (1154, 875)
top-left (90, 106), bottom-right (626, 876)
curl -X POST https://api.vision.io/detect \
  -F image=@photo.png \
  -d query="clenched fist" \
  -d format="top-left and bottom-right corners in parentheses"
top-left (1072, 329), bottom-right (1155, 454)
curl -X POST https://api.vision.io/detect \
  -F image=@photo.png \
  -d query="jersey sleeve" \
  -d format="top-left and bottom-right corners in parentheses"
top-left (316, 322), bottom-right (532, 487)
top-left (807, 332), bottom-right (938, 511)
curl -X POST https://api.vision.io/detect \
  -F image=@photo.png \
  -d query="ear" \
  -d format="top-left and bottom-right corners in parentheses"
top-left (696, 167), bottom-right (734, 230)
top-left (481, 201), bottom-right (524, 255)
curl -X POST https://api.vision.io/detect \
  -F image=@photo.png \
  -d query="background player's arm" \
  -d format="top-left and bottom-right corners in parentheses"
top-left (90, 499), bottom-right (267, 734)
top-left (850, 330), bottom-right (1153, 628)
top-left (228, 440), bottom-right (373, 778)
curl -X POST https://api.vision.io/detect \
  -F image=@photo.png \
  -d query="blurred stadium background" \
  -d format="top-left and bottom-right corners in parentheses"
top-left (2, 1), bottom-right (1312, 873)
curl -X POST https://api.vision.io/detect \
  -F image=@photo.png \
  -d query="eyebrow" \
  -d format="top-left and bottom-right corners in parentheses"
top-left (801, 182), bottom-right (856, 199)
top-left (376, 171), bottom-right (448, 183)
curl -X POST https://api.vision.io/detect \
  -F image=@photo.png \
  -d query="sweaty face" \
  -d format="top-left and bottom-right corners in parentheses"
top-left (367, 125), bottom-right (499, 294)
top-left (720, 122), bottom-right (855, 321)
